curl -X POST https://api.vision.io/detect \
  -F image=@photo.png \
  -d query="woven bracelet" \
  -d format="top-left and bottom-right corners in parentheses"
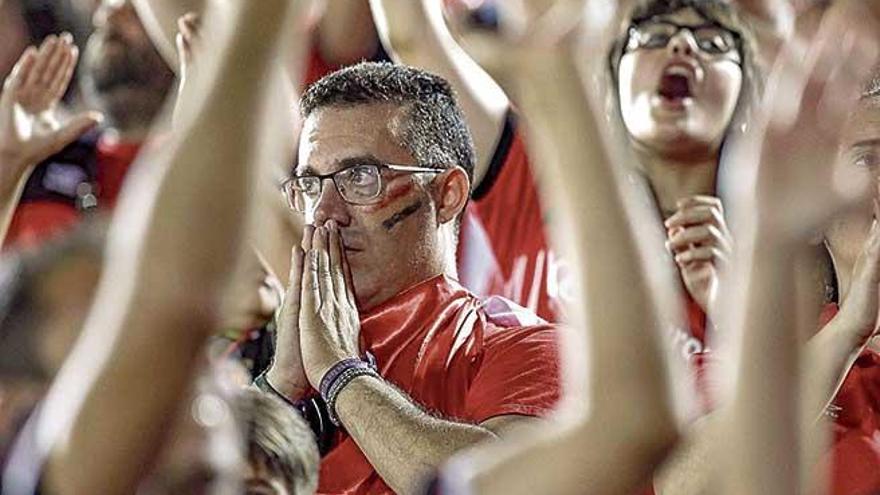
top-left (324, 366), bottom-right (380, 426)
top-left (319, 352), bottom-right (377, 399)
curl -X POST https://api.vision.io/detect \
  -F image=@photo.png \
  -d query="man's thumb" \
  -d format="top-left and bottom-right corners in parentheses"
top-left (48, 111), bottom-right (104, 154)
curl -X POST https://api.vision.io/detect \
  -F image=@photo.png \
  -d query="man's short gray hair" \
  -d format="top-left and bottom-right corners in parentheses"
top-left (300, 62), bottom-right (476, 185)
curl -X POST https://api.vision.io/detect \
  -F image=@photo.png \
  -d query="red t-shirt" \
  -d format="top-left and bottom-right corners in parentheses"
top-left (318, 275), bottom-right (561, 495)
top-left (818, 304), bottom-right (880, 495)
top-left (3, 136), bottom-right (140, 250)
top-left (458, 112), bottom-right (570, 323)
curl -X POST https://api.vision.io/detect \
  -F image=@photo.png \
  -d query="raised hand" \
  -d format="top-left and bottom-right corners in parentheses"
top-left (0, 35), bottom-right (101, 183)
top-left (299, 220), bottom-right (361, 388)
top-left (831, 209), bottom-right (880, 350)
top-left (265, 236), bottom-right (310, 400)
top-left (665, 196), bottom-right (733, 314)
top-left (175, 13), bottom-right (200, 92)
top-left (726, 2), bottom-right (880, 243)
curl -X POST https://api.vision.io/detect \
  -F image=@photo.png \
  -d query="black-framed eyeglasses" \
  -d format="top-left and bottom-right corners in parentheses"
top-left (281, 162), bottom-right (443, 213)
top-left (626, 19), bottom-right (742, 62)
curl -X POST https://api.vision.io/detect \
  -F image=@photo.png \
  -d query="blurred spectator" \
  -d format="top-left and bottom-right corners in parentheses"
top-left (4, 0), bottom-right (174, 250)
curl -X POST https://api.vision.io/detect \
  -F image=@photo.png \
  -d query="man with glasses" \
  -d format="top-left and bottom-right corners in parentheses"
top-left (261, 62), bottom-right (561, 495)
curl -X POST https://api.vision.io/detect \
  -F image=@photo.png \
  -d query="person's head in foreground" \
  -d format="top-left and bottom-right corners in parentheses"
top-left (0, 223), bottom-right (104, 383)
top-left (137, 365), bottom-right (245, 495)
top-left (609, 0), bottom-right (757, 162)
top-left (235, 389), bottom-right (319, 495)
top-left (287, 62), bottom-right (476, 309)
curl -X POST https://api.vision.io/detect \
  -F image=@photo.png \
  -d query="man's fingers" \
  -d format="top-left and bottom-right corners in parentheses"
top-left (302, 224), bottom-right (315, 251)
top-left (49, 44), bottom-right (78, 103)
top-left (283, 246), bottom-right (305, 322)
top-left (327, 220), bottom-right (350, 305)
top-left (302, 249), bottom-right (320, 315)
top-left (313, 226), bottom-right (335, 305)
top-left (24, 35), bottom-right (58, 90)
top-left (42, 33), bottom-right (72, 87)
top-left (6, 47), bottom-right (37, 93)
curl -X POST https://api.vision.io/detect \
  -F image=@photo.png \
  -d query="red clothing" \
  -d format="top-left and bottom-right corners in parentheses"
top-left (318, 275), bottom-right (561, 495)
top-left (818, 304), bottom-right (880, 495)
top-left (458, 113), bottom-right (568, 323)
top-left (4, 136), bottom-right (140, 249)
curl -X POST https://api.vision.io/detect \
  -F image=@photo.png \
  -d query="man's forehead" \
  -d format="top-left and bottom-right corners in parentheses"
top-left (297, 104), bottom-right (413, 173)
top-left (844, 99), bottom-right (880, 147)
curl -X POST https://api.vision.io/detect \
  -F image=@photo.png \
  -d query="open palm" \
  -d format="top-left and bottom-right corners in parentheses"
top-left (0, 34), bottom-right (101, 184)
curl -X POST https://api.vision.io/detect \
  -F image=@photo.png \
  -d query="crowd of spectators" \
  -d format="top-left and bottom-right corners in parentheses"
top-left (0, 0), bottom-right (879, 494)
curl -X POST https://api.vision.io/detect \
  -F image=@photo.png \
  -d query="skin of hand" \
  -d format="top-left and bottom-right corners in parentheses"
top-left (833, 212), bottom-right (880, 347)
top-left (298, 220), bottom-right (361, 387)
top-left (0, 35), bottom-right (102, 182)
top-left (172, 12), bottom-right (200, 127)
top-left (266, 235), bottom-right (311, 400)
top-left (726, 10), bottom-right (880, 244)
top-left (176, 13), bottom-right (200, 89)
top-left (665, 195), bottom-right (733, 314)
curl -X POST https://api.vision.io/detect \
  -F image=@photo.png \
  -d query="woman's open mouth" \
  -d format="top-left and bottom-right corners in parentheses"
top-left (656, 63), bottom-right (697, 108)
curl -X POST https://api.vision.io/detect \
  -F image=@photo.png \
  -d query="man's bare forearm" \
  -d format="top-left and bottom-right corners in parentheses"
top-left (41, 3), bottom-right (295, 494)
top-left (335, 375), bottom-right (497, 494)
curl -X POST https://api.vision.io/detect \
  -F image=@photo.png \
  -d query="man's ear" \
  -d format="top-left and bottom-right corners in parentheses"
top-left (434, 167), bottom-right (470, 225)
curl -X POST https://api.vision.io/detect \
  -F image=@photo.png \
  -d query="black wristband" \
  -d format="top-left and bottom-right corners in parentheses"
top-left (252, 373), bottom-right (337, 455)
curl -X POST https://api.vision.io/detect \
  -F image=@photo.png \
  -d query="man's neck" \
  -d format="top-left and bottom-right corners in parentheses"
top-left (635, 145), bottom-right (719, 219)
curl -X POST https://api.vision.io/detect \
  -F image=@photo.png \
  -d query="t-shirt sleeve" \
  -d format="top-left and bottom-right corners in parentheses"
top-left (464, 325), bottom-right (561, 423)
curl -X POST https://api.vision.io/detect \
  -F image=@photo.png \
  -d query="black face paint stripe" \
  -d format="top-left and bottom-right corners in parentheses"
top-left (382, 200), bottom-right (424, 231)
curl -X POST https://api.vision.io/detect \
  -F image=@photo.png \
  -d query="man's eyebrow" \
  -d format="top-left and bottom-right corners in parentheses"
top-left (850, 138), bottom-right (880, 150)
top-left (338, 155), bottom-right (382, 168)
top-left (297, 156), bottom-right (383, 176)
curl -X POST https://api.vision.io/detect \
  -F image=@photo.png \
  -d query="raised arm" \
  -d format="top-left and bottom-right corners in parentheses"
top-left (437, 3), bottom-right (685, 494)
top-left (0, 35), bottom-right (100, 246)
top-left (131, 0), bottom-right (204, 71)
top-left (318, 0), bottom-right (381, 66)
top-left (718, 3), bottom-right (880, 493)
top-left (369, 0), bottom-right (508, 186)
top-left (36, 2), bottom-right (301, 494)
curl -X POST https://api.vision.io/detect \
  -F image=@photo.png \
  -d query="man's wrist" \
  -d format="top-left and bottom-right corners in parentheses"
top-left (265, 365), bottom-right (308, 401)
top-left (318, 353), bottom-right (379, 426)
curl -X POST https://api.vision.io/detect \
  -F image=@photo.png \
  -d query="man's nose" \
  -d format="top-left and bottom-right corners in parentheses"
top-left (310, 178), bottom-right (351, 227)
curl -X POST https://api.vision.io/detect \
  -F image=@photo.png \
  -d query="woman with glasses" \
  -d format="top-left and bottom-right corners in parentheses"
top-left (608, 0), bottom-right (756, 372)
